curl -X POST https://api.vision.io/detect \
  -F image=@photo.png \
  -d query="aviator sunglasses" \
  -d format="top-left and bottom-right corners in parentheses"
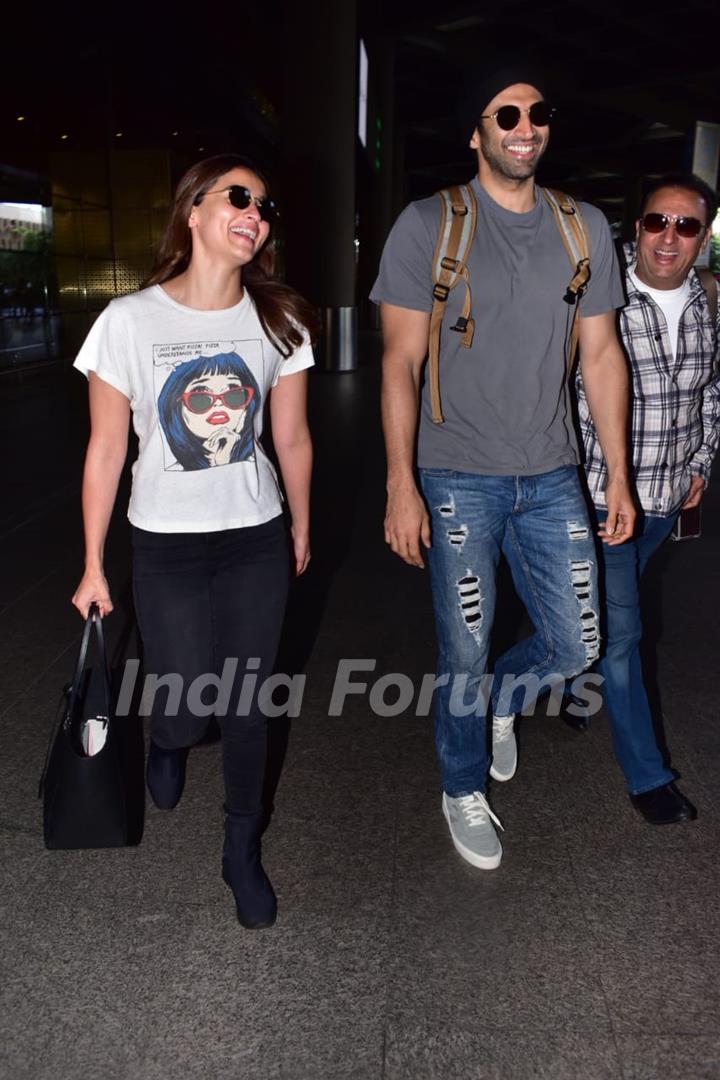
top-left (196, 185), bottom-right (278, 224)
top-left (180, 387), bottom-right (255, 414)
top-left (479, 102), bottom-right (556, 131)
top-left (640, 212), bottom-right (705, 239)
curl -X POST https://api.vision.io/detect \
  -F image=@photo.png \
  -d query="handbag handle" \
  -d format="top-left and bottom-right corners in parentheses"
top-left (66, 603), bottom-right (113, 728)
top-left (39, 604), bottom-right (112, 796)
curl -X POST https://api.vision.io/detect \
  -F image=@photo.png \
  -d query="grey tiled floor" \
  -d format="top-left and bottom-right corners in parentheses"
top-left (1, 357), bottom-right (719, 1080)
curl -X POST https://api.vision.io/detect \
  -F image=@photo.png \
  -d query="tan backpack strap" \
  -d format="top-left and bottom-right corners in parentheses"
top-left (696, 268), bottom-right (718, 326)
top-left (428, 184), bottom-right (477, 423)
top-left (542, 188), bottom-right (592, 369)
top-left (428, 193), bottom-right (452, 425)
top-left (428, 303), bottom-right (447, 424)
top-left (543, 188), bottom-right (590, 262)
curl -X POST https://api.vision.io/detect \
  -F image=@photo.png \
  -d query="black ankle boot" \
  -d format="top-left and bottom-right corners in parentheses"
top-left (146, 740), bottom-right (188, 810)
top-left (221, 808), bottom-right (277, 929)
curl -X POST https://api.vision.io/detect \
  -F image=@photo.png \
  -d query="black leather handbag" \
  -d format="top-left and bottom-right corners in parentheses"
top-left (40, 604), bottom-right (128, 849)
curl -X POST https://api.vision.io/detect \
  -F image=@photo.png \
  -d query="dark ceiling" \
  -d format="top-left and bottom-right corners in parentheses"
top-left (371, 0), bottom-right (720, 216)
top-left (1, 0), bottom-right (718, 221)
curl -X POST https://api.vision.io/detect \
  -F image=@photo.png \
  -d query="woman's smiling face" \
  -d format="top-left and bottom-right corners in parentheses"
top-left (188, 166), bottom-right (271, 268)
top-left (180, 371), bottom-right (252, 438)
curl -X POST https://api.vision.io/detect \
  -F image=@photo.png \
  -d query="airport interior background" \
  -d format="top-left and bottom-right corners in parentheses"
top-left (1, 2), bottom-right (720, 1078)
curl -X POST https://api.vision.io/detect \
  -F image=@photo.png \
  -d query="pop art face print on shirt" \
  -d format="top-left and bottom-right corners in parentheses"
top-left (155, 339), bottom-right (264, 471)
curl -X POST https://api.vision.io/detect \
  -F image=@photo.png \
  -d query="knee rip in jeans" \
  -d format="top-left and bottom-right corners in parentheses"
top-left (457, 572), bottom-right (483, 641)
top-left (435, 494), bottom-right (469, 552)
top-left (567, 520), bottom-right (590, 541)
top-left (570, 559), bottom-right (600, 665)
top-left (447, 524), bottom-right (469, 551)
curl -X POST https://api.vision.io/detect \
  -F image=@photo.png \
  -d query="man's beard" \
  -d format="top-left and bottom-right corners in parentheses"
top-left (480, 135), bottom-right (545, 182)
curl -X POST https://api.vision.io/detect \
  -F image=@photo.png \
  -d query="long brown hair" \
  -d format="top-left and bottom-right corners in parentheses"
top-left (143, 154), bottom-right (320, 355)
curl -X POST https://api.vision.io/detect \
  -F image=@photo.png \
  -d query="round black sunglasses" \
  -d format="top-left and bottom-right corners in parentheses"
top-left (479, 102), bottom-right (556, 131)
top-left (196, 184), bottom-right (278, 224)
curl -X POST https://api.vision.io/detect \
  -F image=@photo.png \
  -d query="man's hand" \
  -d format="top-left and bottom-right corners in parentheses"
top-left (681, 474), bottom-right (705, 509)
top-left (384, 484), bottom-right (431, 567)
top-left (598, 475), bottom-right (636, 545)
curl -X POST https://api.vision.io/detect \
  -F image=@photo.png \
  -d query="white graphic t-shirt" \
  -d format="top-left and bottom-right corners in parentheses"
top-left (74, 285), bottom-right (314, 532)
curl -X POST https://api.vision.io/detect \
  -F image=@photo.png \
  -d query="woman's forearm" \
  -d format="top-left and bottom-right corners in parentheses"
top-left (269, 370), bottom-right (312, 533)
top-left (275, 433), bottom-right (312, 533)
top-left (81, 440), bottom-right (127, 571)
top-left (72, 374), bottom-right (131, 616)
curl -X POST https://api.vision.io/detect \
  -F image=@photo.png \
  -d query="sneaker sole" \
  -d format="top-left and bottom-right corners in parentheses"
top-left (489, 759), bottom-right (517, 782)
top-left (442, 798), bottom-right (502, 870)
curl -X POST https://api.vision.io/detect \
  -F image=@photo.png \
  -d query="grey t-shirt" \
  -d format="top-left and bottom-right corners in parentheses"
top-left (370, 178), bottom-right (624, 475)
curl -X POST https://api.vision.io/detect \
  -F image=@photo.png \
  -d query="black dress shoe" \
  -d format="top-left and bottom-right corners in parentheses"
top-left (630, 782), bottom-right (696, 826)
top-left (560, 692), bottom-right (591, 733)
top-left (146, 740), bottom-right (189, 810)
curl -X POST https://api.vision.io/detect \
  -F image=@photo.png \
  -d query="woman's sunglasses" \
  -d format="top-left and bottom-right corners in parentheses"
top-left (180, 387), bottom-right (255, 414)
top-left (196, 185), bottom-right (278, 224)
top-left (640, 213), bottom-right (704, 239)
top-left (479, 102), bottom-right (556, 131)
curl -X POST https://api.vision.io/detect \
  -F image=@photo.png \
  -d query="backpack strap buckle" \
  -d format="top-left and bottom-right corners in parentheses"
top-left (542, 189), bottom-right (592, 369)
top-left (429, 184), bottom-right (478, 423)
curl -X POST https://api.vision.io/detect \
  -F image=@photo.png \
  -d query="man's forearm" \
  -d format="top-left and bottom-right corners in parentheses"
top-left (581, 343), bottom-right (631, 480)
top-left (378, 303), bottom-right (433, 566)
top-left (382, 354), bottom-right (423, 491)
top-left (690, 380), bottom-right (720, 480)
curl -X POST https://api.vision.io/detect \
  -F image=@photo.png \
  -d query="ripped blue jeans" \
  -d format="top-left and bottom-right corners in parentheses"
top-left (419, 465), bottom-right (600, 797)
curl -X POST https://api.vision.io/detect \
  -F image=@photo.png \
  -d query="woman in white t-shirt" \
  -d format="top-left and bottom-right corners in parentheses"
top-left (72, 154), bottom-right (318, 929)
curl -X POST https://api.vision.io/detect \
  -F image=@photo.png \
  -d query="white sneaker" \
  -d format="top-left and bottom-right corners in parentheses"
top-left (442, 791), bottom-right (503, 869)
top-left (489, 714), bottom-right (517, 781)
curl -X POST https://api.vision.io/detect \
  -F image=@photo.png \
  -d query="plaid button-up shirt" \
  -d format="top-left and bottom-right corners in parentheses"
top-left (576, 243), bottom-right (720, 516)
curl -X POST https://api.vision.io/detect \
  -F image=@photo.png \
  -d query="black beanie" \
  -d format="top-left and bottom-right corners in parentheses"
top-left (459, 63), bottom-right (548, 140)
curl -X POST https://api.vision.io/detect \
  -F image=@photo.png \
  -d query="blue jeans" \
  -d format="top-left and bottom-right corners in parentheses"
top-left (595, 510), bottom-right (677, 795)
top-left (420, 466), bottom-right (600, 797)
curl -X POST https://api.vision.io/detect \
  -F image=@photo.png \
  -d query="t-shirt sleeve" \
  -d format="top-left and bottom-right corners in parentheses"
top-left (273, 334), bottom-right (315, 385)
top-left (369, 202), bottom-right (436, 312)
top-left (578, 205), bottom-right (625, 317)
top-left (73, 301), bottom-right (133, 400)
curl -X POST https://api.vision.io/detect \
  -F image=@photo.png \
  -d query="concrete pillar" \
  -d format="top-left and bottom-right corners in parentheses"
top-left (353, 31), bottom-right (396, 333)
top-left (281, 0), bottom-right (358, 371)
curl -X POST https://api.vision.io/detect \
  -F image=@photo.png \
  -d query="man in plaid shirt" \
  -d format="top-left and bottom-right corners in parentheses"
top-left (576, 172), bottom-right (719, 825)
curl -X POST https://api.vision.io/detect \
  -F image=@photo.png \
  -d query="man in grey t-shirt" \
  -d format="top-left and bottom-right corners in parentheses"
top-left (370, 65), bottom-right (635, 870)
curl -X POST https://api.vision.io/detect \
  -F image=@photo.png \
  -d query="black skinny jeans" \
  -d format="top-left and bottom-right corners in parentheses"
top-left (132, 516), bottom-right (289, 813)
